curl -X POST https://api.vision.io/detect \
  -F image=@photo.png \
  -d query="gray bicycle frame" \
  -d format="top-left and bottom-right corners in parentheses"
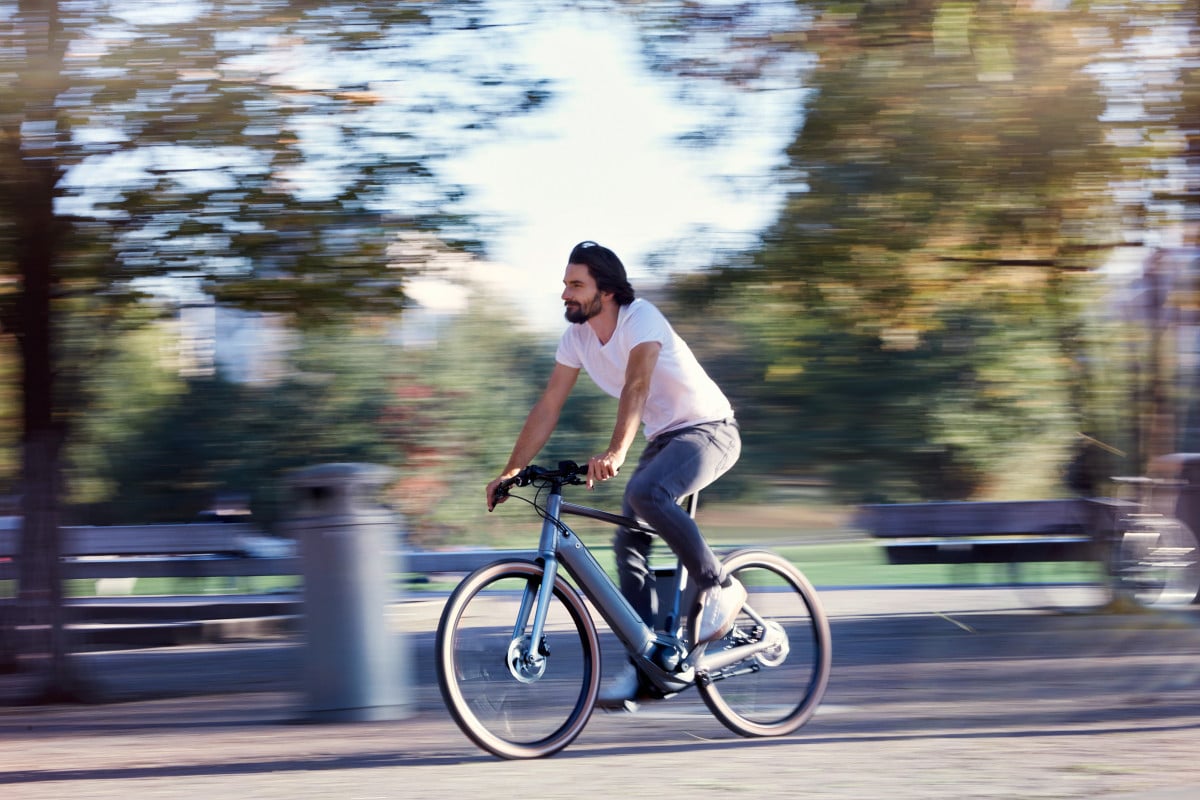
top-left (518, 484), bottom-right (778, 693)
top-left (523, 490), bottom-right (658, 666)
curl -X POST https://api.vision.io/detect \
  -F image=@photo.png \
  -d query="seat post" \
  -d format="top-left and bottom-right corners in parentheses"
top-left (658, 492), bottom-right (699, 634)
top-left (683, 491), bottom-right (699, 520)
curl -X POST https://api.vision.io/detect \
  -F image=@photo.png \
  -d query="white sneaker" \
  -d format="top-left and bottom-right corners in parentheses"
top-left (695, 578), bottom-right (747, 643)
top-left (596, 661), bottom-right (642, 710)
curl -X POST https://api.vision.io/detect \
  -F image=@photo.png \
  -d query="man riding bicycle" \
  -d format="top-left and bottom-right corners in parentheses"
top-left (485, 240), bottom-right (744, 707)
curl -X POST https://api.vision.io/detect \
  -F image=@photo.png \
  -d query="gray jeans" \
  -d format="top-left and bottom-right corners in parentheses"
top-left (613, 417), bottom-right (741, 627)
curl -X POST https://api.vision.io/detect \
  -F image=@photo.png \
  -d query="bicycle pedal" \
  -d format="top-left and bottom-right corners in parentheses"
top-left (600, 689), bottom-right (676, 714)
top-left (613, 698), bottom-right (641, 713)
top-left (596, 692), bottom-right (646, 713)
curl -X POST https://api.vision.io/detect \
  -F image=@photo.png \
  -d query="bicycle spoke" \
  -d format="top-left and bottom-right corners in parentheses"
top-left (694, 550), bottom-right (831, 737)
top-left (436, 562), bottom-right (600, 759)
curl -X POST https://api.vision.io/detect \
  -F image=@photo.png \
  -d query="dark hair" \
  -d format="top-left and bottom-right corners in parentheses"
top-left (568, 241), bottom-right (635, 306)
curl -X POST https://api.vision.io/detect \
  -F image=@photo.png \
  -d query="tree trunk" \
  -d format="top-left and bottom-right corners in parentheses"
top-left (16, 171), bottom-right (76, 696)
top-left (8, 0), bottom-right (84, 701)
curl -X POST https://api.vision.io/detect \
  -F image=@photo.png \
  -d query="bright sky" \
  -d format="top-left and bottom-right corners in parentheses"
top-left (56, 0), bottom-right (810, 335)
top-left (423, 6), bottom-right (809, 333)
top-left (51, 0), bottom-right (1192, 341)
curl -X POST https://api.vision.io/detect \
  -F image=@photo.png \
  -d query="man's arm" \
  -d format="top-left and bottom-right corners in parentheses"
top-left (486, 362), bottom-right (580, 510)
top-left (587, 340), bottom-right (661, 488)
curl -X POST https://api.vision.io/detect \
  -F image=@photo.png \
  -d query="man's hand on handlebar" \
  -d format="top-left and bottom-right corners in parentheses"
top-left (586, 450), bottom-right (624, 490)
top-left (486, 471), bottom-right (519, 512)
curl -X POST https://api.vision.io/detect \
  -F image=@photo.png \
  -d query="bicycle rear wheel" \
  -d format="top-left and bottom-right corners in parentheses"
top-left (436, 560), bottom-right (600, 759)
top-left (693, 549), bottom-right (832, 737)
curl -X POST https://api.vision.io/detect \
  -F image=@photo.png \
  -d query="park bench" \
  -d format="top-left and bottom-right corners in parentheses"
top-left (0, 521), bottom-right (539, 649)
top-left (856, 498), bottom-right (1132, 566)
top-left (0, 521), bottom-right (533, 582)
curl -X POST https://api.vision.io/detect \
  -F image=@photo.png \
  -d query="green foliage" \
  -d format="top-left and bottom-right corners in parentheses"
top-left (66, 322), bottom-right (409, 526)
top-left (6, 0), bottom-right (1197, 534)
top-left (665, 0), bottom-right (1143, 503)
top-left (382, 297), bottom-right (618, 545)
top-left (64, 317), bottom-right (189, 511)
top-left (61, 301), bottom-right (620, 546)
top-left (0, 0), bottom-right (563, 547)
top-left (1, 0), bottom-right (559, 468)
top-left (34, 1), bottom-right (550, 323)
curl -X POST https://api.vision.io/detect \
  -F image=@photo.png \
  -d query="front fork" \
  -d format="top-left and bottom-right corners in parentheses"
top-left (506, 491), bottom-right (571, 681)
top-left (505, 554), bottom-right (562, 681)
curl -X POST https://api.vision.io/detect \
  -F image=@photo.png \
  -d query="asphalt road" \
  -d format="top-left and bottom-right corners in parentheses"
top-left (2, 586), bottom-right (1200, 799)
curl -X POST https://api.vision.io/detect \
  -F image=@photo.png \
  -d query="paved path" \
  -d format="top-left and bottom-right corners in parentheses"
top-left (3, 587), bottom-right (1200, 799)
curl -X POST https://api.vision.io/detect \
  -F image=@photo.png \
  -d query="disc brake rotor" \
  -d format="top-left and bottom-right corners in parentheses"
top-left (506, 635), bottom-right (547, 683)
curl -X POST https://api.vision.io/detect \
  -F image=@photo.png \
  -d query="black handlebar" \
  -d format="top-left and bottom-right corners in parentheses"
top-left (495, 460), bottom-right (588, 499)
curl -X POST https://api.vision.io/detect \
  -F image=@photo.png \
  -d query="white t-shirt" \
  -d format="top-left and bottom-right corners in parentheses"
top-left (555, 298), bottom-right (734, 440)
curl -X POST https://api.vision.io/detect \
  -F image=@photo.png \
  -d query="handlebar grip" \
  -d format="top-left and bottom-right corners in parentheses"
top-left (491, 474), bottom-right (520, 507)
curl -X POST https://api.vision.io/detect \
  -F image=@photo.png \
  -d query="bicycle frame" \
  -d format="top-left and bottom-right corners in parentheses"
top-left (439, 462), bottom-right (833, 758)
top-left (518, 481), bottom-right (782, 696)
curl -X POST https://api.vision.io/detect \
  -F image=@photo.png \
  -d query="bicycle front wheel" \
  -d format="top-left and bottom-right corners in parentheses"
top-left (435, 560), bottom-right (600, 759)
top-left (693, 549), bottom-right (832, 737)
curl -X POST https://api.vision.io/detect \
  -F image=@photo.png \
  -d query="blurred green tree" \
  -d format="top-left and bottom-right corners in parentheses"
top-left (0, 0), bottom-right (549, 695)
top-left (64, 300), bottom-right (618, 549)
top-left (664, 1), bottom-right (1133, 502)
top-left (381, 298), bottom-right (617, 546)
top-left (66, 321), bottom-right (401, 526)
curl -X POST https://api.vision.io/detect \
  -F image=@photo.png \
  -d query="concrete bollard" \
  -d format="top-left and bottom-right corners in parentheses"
top-left (287, 462), bottom-right (412, 722)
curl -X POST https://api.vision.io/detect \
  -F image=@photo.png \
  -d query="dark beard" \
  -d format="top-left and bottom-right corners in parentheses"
top-left (564, 292), bottom-right (602, 324)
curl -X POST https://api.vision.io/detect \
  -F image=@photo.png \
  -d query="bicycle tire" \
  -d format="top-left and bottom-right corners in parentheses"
top-left (435, 560), bottom-right (600, 759)
top-left (1111, 516), bottom-right (1200, 606)
top-left (692, 549), bottom-right (832, 737)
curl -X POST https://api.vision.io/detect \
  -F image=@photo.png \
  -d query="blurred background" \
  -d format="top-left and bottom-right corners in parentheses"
top-left (1, 0), bottom-right (1198, 676)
